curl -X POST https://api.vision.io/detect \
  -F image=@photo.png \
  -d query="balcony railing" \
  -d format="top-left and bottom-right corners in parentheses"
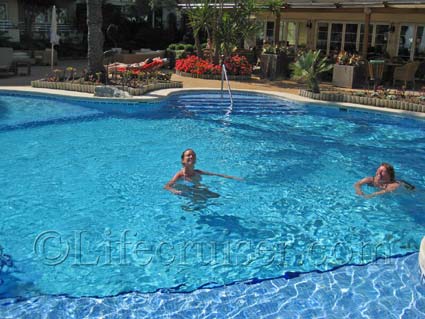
top-left (19, 22), bottom-right (76, 33)
top-left (0, 20), bottom-right (18, 31)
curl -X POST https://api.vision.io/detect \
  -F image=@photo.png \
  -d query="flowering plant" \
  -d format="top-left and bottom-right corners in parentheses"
top-left (175, 55), bottom-right (221, 75)
top-left (175, 55), bottom-right (252, 76)
top-left (336, 51), bottom-right (361, 66)
top-left (223, 55), bottom-right (252, 76)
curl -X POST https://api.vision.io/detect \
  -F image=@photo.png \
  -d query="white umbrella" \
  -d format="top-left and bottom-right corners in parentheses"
top-left (50, 5), bottom-right (60, 69)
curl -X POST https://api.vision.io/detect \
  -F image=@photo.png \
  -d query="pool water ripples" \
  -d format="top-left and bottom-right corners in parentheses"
top-left (0, 91), bottom-right (424, 303)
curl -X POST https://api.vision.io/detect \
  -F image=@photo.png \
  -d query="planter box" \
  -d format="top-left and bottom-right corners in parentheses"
top-left (332, 64), bottom-right (362, 89)
top-left (175, 70), bottom-right (251, 81)
top-left (31, 80), bottom-right (182, 95)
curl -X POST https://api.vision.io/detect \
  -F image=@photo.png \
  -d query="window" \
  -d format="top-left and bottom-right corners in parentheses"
top-left (344, 24), bottom-right (358, 52)
top-left (316, 22), bottom-right (390, 56)
top-left (316, 22), bottom-right (329, 51)
top-left (286, 22), bottom-right (296, 45)
top-left (416, 26), bottom-right (425, 58)
top-left (280, 21), bottom-right (306, 47)
top-left (298, 22), bottom-right (307, 47)
top-left (266, 21), bottom-right (274, 43)
top-left (330, 23), bottom-right (343, 53)
top-left (0, 3), bottom-right (7, 20)
top-left (399, 25), bottom-right (415, 59)
top-left (399, 24), bottom-right (425, 59)
top-left (374, 25), bottom-right (389, 54)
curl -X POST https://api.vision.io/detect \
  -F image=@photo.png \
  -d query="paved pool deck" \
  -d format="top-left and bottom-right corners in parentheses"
top-left (1, 59), bottom-right (425, 119)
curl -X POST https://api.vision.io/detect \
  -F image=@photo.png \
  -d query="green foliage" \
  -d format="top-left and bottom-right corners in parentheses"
top-left (176, 43), bottom-right (185, 50)
top-left (267, 0), bottom-right (286, 14)
top-left (290, 50), bottom-right (332, 93)
top-left (168, 43), bottom-right (177, 50)
top-left (184, 44), bottom-right (194, 52)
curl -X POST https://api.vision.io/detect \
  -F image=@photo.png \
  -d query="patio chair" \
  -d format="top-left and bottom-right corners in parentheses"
top-left (0, 47), bottom-right (14, 75)
top-left (392, 61), bottom-right (420, 89)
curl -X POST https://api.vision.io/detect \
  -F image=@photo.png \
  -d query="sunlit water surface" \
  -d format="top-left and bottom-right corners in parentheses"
top-left (0, 91), bottom-right (424, 298)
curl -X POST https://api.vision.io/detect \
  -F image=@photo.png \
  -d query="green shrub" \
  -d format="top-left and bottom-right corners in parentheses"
top-left (291, 50), bottom-right (332, 93)
top-left (176, 44), bottom-right (185, 50)
top-left (168, 44), bottom-right (177, 50)
top-left (175, 50), bottom-right (187, 59)
top-left (184, 44), bottom-right (194, 52)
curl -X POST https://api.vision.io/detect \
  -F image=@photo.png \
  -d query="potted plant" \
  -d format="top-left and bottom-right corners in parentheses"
top-left (291, 50), bottom-right (332, 94)
top-left (332, 51), bottom-right (363, 88)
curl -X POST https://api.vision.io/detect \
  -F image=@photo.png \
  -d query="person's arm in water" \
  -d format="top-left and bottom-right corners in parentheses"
top-left (354, 177), bottom-right (373, 197)
top-left (197, 169), bottom-right (243, 181)
top-left (362, 182), bottom-right (400, 199)
top-left (354, 177), bottom-right (400, 198)
top-left (164, 171), bottom-right (184, 195)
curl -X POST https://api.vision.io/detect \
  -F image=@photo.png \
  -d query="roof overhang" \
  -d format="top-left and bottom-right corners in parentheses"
top-left (178, 1), bottom-right (425, 10)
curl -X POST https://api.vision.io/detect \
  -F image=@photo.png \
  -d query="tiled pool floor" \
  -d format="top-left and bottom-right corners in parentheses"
top-left (1, 253), bottom-right (424, 318)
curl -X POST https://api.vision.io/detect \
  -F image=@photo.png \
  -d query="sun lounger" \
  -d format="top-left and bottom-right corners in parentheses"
top-left (108, 57), bottom-right (167, 74)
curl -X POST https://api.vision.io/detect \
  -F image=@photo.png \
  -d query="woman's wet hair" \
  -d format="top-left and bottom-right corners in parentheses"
top-left (380, 162), bottom-right (395, 182)
top-left (400, 180), bottom-right (416, 190)
top-left (181, 149), bottom-right (196, 159)
top-left (380, 162), bottom-right (415, 190)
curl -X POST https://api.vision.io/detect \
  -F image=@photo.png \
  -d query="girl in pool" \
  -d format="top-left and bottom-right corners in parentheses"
top-left (164, 149), bottom-right (242, 195)
top-left (354, 162), bottom-right (414, 199)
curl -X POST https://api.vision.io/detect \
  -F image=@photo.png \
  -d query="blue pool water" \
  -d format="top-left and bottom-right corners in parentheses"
top-left (0, 91), bottom-right (424, 301)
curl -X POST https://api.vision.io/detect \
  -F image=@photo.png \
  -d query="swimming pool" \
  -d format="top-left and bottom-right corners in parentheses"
top-left (0, 91), bottom-right (424, 304)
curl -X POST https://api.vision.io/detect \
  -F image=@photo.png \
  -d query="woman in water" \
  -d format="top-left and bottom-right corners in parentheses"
top-left (164, 149), bottom-right (242, 195)
top-left (354, 162), bottom-right (414, 199)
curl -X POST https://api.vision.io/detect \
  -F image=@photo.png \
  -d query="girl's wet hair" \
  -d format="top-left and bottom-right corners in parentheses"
top-left (181, 149), bottom-right (196, 160)
top-left (380, 162), bottom-right (395, 182)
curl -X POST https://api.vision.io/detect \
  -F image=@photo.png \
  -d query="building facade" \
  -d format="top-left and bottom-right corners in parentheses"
top-left (255, 0), bottom-right (425, 61)
top-left (178, 0), bottom-right (425, 61)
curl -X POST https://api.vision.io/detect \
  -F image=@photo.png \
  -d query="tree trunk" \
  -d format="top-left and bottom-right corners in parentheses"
top-left (309, 78), bottom-right (320, 93)
top-left (194, 32), bottom-right (203, 58)
top-left (87, 0), bottom-right (105, 75)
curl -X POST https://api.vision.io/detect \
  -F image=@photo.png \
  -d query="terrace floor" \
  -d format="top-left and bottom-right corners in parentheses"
top-left (0, 59), bottom-right (327, 95)
top-left (1, 58), bottom-right (424, 97)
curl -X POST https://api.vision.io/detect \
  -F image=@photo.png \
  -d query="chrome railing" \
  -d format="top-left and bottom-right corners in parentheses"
top-left (221, 63), bottom-right (233, 108)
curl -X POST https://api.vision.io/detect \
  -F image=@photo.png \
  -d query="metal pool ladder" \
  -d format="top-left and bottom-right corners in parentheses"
top-left (221, 63), bottom-right (233, 108)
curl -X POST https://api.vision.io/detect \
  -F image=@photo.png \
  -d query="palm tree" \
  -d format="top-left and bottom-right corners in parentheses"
top-left (267, 0), bottom-right (285, 45)
top-left (291, 50), bottom-right (332, 93)
top-left (185, 0), bottom-right (213, 58)
top-left (87, 0), bottom-right (105, 75)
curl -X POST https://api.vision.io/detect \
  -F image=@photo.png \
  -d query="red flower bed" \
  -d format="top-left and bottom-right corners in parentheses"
top-left (175, 55), bottom-right (252, 76)
top-left (223, 55), bottom-right (252, 76)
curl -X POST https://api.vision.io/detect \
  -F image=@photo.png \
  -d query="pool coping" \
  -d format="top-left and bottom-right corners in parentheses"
top-left (1, 86), bottom-right (425, 119)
